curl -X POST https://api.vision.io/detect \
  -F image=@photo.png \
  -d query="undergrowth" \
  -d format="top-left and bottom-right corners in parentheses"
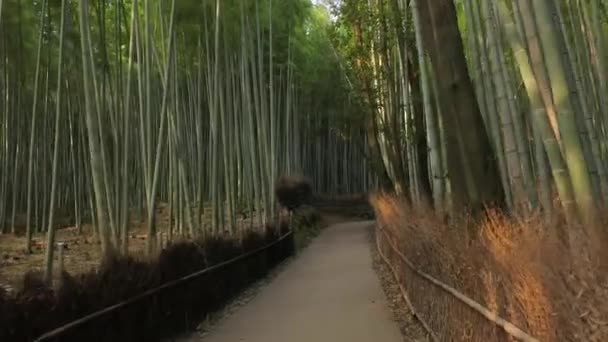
top-left (275, 175), bottom-right (313, 211)
top-left (292, 205), bottom-right (322, 250)
top-left (0, 222), bottom-right (293, 342)
top-left (371, 193), bottom-right (608, 341)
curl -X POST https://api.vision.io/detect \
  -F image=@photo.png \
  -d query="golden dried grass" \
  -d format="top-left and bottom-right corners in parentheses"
top-left (371, 193), bottom-right (608, 341)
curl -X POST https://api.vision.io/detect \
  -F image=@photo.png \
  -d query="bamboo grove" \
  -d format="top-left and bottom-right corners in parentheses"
top-left (0, 0), bottom-right (373, 280)
top-left (331, 0), bottom-right (608, 226)
top-left (4, 0), bottom-right (608, 283)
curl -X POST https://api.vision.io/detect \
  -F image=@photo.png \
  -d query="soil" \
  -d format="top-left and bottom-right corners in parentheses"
top-left (0, 203), bottom-right (267, 291)
top-left (368, 227), bottom-right (432, 341)
top-left (0, 206), bottom-right (171, 291)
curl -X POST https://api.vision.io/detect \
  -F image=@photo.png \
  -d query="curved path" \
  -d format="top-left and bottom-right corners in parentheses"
top-left (195, 221), bottom-right (402, 342)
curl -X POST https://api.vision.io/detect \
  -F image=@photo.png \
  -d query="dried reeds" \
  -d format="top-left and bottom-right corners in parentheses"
top-left (371, 193), bottom-right (608, 341)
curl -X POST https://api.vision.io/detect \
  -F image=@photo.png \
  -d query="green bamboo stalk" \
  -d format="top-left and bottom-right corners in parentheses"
top-left (482, 0), bottom-right (524, 207)
top-left (120, 0), bottom-right (138, 254)
top-left (490, 2), bottom-right (538, 208)
top-left (504, 1), bottom-right (578, 221)
top-left (25, 0), bottom-right (48, 252)
top-left (79, 0), bottom-right (113, 255)
top-left (471, 0), bottom-right (513, 207)
top-left (44, 0), bottom-right (67, 283)
top-left (555, 0), bottom-right (604, 204)
top-left (528, 0), bottom-right (598, 225)
top-left (146, 0), bottom-right (175, 253)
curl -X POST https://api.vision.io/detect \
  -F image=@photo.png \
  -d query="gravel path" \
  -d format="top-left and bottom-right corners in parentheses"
top-left (181, 221), bottom-right (402, 342)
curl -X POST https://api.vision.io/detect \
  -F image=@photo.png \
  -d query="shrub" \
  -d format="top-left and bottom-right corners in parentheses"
top-left (275, 175), bottom-right (313, 211)
top-left (0, 225), bottom-right (294, 342)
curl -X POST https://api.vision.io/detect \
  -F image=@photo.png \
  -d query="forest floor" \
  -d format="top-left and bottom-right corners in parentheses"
top-left (0, 203), bottom-right (269, 290)
top-left (0, 208), bottom-right (166, 290)
top-left (0, 203), bottom-right (363, 291)
top-left (176, 221), bottom-right (415, 342)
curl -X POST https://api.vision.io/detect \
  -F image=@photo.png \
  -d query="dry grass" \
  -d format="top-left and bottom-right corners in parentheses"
top-left (371, 193), bottom-right (608, 341)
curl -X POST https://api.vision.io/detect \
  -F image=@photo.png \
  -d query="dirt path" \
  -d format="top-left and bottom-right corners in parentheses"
top-left (187, 221), bottom-right (402, 342)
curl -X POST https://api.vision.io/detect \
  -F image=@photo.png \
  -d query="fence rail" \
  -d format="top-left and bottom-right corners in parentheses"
top-left (34, 230), bottom-right (293, 342)
top-left (376, 225), bottom-right (538, 342)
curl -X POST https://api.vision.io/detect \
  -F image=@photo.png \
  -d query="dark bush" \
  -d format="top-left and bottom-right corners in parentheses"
top-left (293, 205), bottom-right (321, 227)
top-left (0, 224), bottom-right (294, 342)
top-left (275, 175), bottom-right (313, 210)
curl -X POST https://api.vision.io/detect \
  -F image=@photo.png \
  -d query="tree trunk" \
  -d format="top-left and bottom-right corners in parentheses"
top-left (407, 55), bottom-right (432, 201)
top-left (417, 0), bottom-right (504, 211)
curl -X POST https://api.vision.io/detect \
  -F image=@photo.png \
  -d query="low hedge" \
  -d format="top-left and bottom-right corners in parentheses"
top-left (0, 223), bottom-right (293, 342)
